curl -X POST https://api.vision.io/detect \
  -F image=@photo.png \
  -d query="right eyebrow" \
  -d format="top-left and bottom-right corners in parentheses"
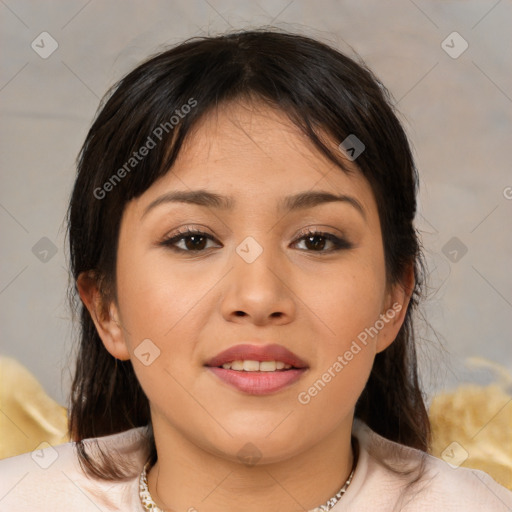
top-left (141, 190), bottom-right (234, 220)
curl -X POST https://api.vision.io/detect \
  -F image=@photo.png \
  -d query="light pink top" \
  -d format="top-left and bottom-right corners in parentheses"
top-left (0, 418), bottom-right (510, 511)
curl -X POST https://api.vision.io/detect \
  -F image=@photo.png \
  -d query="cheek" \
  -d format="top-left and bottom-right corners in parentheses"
top-left (297, 252), bottom-right (385, 409)
top-left (116, 251), bottom-right (204, 341)
top-left (115, 253), bottom-right (208, 397)
top-left (310, 256), bottom-right (386, 346)
top-left (297, 268), bottom-right (381, 425)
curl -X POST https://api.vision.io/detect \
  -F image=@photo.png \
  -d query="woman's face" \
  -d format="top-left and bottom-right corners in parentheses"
top-left (86, 100), bottom-right (410, 463)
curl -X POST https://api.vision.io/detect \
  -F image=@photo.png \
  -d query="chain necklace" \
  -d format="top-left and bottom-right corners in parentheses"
top-left (139, 436), bottom-right (359, 512)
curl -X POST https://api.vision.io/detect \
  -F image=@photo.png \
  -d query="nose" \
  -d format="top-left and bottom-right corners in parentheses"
top-left (220, 241), bottom-right (296, 326)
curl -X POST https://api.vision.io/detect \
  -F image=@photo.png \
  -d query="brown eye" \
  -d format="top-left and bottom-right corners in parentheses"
top-left (181, 234), bottom-right (208, 251)
top-left (293, 230), bottom-right (353, 252)
top-left (160, 229), bottom-right (220, 253)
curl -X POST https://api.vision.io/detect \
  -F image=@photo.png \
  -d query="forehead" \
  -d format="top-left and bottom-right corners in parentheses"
top-left (131, 100), bottom-right (378, 221)
top-left (173, 101), bottom-right (351, 182)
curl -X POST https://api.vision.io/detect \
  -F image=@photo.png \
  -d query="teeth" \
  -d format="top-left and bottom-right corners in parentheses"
top-left (230, 360), bottom-right (244, 371)
top-left (220, 360), bottom-right (293, 371)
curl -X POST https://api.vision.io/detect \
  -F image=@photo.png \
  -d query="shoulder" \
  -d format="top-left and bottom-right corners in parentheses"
top-left (342, 419), bottom-right (512, 511)
top-left (0, 426), bottom-right (150, 511)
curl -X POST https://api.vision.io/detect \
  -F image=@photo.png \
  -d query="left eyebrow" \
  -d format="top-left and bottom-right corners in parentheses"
top-left (141, 189), bottom-right (366, 222)
top-left (281, 191), bottom-right (366, 221)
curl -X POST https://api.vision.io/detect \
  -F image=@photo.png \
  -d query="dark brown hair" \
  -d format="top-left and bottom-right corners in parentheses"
top-left (66, 27), bottom-right (431, 481)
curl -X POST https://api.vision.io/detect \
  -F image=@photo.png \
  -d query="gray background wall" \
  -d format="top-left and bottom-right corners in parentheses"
top-left (1, 0), bottom-right (511, 408)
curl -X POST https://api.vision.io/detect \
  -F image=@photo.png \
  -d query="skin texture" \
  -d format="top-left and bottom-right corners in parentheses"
top-left (78, 99), bottom-right (413, 511)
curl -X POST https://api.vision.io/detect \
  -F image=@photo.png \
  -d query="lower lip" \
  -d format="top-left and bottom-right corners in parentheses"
top-left (206, 367), bottom-right (307, 395)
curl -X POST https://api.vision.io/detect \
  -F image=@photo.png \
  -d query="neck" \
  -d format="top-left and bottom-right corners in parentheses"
top-left (146, 412), bottom-right (355, 512)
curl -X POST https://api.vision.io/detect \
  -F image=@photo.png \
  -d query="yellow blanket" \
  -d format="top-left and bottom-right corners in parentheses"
top-left (429, 358), bottom-right (512, 490)
top-left (0, 356), bottom-right (69, 457)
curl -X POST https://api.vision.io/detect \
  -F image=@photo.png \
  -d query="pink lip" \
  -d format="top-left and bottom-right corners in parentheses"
top-left (206, 367), bottom-right (307, 395)
top-left (204, 343), bottom-right (308, 369)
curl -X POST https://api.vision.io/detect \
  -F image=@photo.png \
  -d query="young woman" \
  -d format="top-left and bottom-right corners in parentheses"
top-left (1, 28), bottom-right (510, 511)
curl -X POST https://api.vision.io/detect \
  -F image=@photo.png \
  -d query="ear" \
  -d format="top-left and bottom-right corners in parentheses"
top-left (375, 263), bottom-right (415, 354)
top-left (76, 271), bottom-right (130, 361)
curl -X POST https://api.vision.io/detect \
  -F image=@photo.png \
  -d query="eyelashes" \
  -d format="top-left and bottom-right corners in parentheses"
top-left (158, 227), bottom-right (354, 254)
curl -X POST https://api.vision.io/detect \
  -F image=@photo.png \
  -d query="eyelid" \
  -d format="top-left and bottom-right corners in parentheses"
top-left (159, 226), bottom-right (220, 248)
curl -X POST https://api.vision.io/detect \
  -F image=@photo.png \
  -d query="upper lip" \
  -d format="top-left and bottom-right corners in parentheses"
top-left (204, 343), bottom-right (308, 368)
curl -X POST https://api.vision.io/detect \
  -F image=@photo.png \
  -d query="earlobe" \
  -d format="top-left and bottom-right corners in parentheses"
top-left (76, 271), bottom-right (131, 361)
